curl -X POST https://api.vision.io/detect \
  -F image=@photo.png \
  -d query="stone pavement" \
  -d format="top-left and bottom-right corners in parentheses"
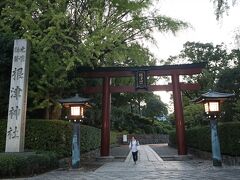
top-left (8, 144), bottom-right (240, 180)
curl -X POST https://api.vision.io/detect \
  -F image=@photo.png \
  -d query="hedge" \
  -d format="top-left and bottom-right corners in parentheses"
top-left (0, 119), bottom-right (101, 157)
top-left (169, 122), bottom-right (240, 156)
top-left (0, 119), bottom-right (121, 178)
top-left (0, 151), bottom-right (58, 178)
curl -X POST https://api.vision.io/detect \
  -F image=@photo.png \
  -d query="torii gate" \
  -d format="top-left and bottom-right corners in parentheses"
top-left (78, 63), bottom-right (205, 156)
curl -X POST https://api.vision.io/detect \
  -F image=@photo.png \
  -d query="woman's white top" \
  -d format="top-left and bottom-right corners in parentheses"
top-left (129, 140), bottom-right (139, 152)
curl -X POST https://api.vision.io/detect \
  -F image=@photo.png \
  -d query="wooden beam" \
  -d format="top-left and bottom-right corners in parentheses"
top-left (79, 68), bottom-right (203, 78)
top-left (180, 83), bottom-right (201, 90)
top-left (78, 63), bottom-right (206, 78)
top-left (81, 83), bottom-right (200, 94)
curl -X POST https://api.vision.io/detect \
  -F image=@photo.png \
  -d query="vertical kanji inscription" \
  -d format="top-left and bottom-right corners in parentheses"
top-left (5, 39), bottom-right (30, 152)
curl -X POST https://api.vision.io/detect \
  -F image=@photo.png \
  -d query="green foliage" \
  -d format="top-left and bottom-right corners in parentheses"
top-left (0, 119), bottom-right (7, 151)
top-left (168, 130), bottom-right (177, 146)
top-left (153, 120), bottom-right (173, 134)
top-left (218, 122), bottom-right (240, 155)
top-left (0, 119), bottom-right (101, 157)
top-left (0, 35), bottom-right (14, 119)
top-left (216, 67), bottom-right (240, 122)
top-left (163, 41), bottom-right (240, 126)
top-left (111, 106), bottom-right (128, 132)
top-left (144, 125), bottom-right (154, 134)
top-left (80, 125), bottom-right (101, 153)
top-left (111, 92), bottom-right (169, 132)
top-left (119, 113), bottom-right (172, 134)
top-left (186, 126), bottom-right (211, 152)
top-left (163, 41), bottom-right (233, 93)
top-left (0, 0), bottom-right (188, 119)
top-left (232, 99), bottom-right (240, 122)
top-left (169, 122), bottom-right (240, 156)
top-left (212, 0), bottom-right (233, 20)
top-left (143, 94), bottom-right (168, 119)
top-left (183, 103), bottom-right (205, 129)
top-left (110, 131), bottom-right (119, 145)
top-left (24, 120), bottom-right (72, 157)
top-left (0, 151), bottom-right (58, 178)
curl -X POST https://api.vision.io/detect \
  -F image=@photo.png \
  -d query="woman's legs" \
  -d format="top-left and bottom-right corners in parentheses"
top-left (132, 151), bottom-right (138, 163)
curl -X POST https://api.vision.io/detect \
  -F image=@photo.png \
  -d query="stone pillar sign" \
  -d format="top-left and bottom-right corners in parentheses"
top-left (5, 39), bottom-right (30, 152)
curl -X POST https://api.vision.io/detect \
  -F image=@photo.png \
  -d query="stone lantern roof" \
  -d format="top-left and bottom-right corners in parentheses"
top-left (58, 94), bottom-right (91, 107)
top-left (194, 90), bottom-right (235, 103)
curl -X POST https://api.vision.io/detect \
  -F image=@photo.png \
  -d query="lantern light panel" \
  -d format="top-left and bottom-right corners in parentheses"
top-left (204, 103), bottom-right (209, 113)
top-left (204, 101), bottom-right (219, 113)
top-left (71, 106), bottom-right (81, 116)
top-left (209, 102), bottom-right (219, 112)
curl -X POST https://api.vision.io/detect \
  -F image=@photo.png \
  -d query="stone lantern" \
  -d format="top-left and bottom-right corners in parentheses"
top-left (59, 94), bottom-right (91, 169)
top-left (195, 90), bottom-right (234, 166)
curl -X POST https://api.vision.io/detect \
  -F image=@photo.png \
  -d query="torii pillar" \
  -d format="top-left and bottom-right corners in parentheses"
top-left (172, 73), bottom-right (187, 155)
top-left (101, 76), bottom-right (111, 156)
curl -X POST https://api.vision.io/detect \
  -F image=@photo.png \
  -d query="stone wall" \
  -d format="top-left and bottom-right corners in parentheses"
top-left (118, 134), bottom-right (169, 144)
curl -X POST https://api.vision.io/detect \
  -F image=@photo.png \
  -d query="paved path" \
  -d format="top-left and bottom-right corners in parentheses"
top-left (11, 145), bottom-right (240, 180)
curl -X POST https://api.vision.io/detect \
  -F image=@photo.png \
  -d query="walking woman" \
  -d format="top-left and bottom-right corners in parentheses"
top-left (129, 136), bottom-right (140, 164)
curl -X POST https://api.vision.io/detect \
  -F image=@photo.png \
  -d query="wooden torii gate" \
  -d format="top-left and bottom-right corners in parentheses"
top-left (78, 63), bottom-right (205, 156)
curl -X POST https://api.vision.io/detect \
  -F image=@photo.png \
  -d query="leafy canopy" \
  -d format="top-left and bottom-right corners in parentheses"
top-left (0, 0), bottom-right (188, 119)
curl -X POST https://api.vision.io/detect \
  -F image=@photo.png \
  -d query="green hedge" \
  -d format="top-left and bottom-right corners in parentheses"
top-left (168, 130), bottom-right (177, 147)
top-left (0, 119), bottom-right (121, 178)
top-left (0, 119), bottom-right (101, 157)
top-left (169, 122), bottom-right (240, 156)
top-left (24, 120), bottom-right (72, 157)
top-left (80, 124), bottom-right (101, 152)
top-left (0, 119), bottom-right (7, 151)
top-left (218, 122), bottom-right (240, 156)
top-left (0, 151), bottom-right (58, 178)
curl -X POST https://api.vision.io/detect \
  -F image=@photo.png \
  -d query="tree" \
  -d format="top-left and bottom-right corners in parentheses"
top-left (183, 104), bottom-right (205, 129)
top-left (0, 0), bottom-right (188, 119)
top-left (211, 0), bottom-right (240, 20)
top-left (211, 0), bottom-right (240, 48)
top-left (0, 34), bottom-right (14, 118)
top-left (163, 41), bottom-right (240, 125)
top-left (164, 41), bottom-right (232, 99)
top-left (216, 67), bottom-right (240, 121)
top-left (143, 94), bottom-right (168, 123)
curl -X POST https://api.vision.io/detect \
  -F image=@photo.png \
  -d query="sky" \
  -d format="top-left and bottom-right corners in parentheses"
top-left (147, 0), bottom-right (240, 112)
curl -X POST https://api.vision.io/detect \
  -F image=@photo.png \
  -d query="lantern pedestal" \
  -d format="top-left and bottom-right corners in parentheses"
top-left (72, 122), bottom-right (80, 169)
top-left (210, 119), bottom-right (222, 166)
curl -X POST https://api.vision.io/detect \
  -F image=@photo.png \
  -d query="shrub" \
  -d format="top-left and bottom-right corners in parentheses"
top-left (144, 125), bottom-right (154, 134)
top-left (0, 119), bottom-right (7, 151)
top-left (186, 126), bottom-right (211, 152)
top-left (110, 131), bottom-right (118, 145)
top-left (0, 151), bottom-right (58, 178)
top-left (169, 122), bottom-right (240, 156)
top-left (80, 124), bottom-right (101, 153)
top-left (218, 122), bottom-right (240, 156)
top-left (24, 119), bottom-right (72, 158)
top-left (1, 119), bottom-right (101, 157)
top-left (168, 130), bottom-right (176, 146)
